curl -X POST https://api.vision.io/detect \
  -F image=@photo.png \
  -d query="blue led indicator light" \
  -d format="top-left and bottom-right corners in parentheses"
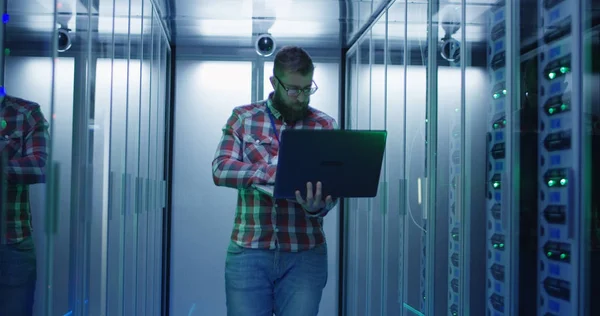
top-left (495, 223), bottom-right (502, 232)
top-left (496, 70), bottom-right (504, 81)
top-left (549, 263), bottom-right (560, 276)
top-left (495, 131), bottom-right (503, 141)
top-left (495, 192), bottom-right (501, 201)
top-left (496, 100), bottom-right (505, 111)
top-left (550, 155), bottom-right (561, 165)
top-left (494, 10), bottom-right (504, 22)
top-left (495, 282), bottom-right (501, 292)
top-left (551, 82), bottom-right (562, 94)
top-left (550, 46), bottom-right (561, 59)
top-left (495, 40), bottom-right (504, 51)
top-left (549, 299), bottom-right (560, 312)
top-left (454, 243), bottom-right (460, 251)
top-left (550, 192), bottom-right (561, 203)
top-left (454, 269), bottom-right (459, 277)
top-left (2, 13), bottom-right (9, 24)
top-left (551, 119), bottom-right (561, 129)
top-left (495, 162), bottom-right (503, 171)
top-left (550, 228), bottom-right (561, 239)
top-left (549, 8), bottom-right (560, 23)
top-left (0, 86), bottom-right (5, 96)
top-left (495, 252), bottom-right (501, 262)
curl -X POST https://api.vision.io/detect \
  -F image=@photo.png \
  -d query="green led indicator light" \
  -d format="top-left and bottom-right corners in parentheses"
top-left (547, 251), bottom-right (553, 257)
top-left (560, 66), bottom-right (569, 74)
top-left (560, 253), bottom-right (567, 259)
top-left (548, 72), bottom-right (556, 79)
top-left (548, 178), bottom-right (567, 187)
top-left (493, 181), bottom-right (500, 189)
top-left (561, 104), bottom-right (568, 111)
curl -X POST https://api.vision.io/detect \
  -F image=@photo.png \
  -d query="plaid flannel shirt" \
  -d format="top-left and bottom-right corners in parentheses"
top-left (212, 95), bottom-right (339, 252)
top-left (0, 95), bottom-right (50, 245)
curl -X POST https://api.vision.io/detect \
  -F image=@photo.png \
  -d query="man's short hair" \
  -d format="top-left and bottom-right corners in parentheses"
top-left (273, 46), bottom-right (315, 78)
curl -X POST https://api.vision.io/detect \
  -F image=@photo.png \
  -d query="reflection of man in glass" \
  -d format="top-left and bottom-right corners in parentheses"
top-left (212, 46), bottom-right (338, 316)
top-left (0, 94), bottom-right (50, 315)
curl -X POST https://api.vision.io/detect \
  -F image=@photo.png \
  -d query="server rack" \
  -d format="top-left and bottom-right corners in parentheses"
top-left (448, 89), bottom-right (461, 316)
top-left (537, 0), bottom-right (599, 315)
top-left (486, 1), bottom-right (509, 315)
top-left (537, 0), bottom-right (580, 314)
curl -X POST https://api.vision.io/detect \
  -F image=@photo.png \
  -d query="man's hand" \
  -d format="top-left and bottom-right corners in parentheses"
top-left (295, 181), bottom-right (334, 214)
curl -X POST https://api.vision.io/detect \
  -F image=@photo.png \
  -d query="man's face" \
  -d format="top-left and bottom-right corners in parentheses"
top-left (270, 71), bottom-right (314, 122)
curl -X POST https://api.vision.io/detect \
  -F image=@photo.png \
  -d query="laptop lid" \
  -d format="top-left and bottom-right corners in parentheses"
top-left (272, 129), bottom-right (387, 199)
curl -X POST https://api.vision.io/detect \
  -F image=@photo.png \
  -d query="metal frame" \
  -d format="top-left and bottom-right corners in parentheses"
top-left (505, 1), bottom-right (519, 315)
top-left (423, 0), bottom-right (439, 315)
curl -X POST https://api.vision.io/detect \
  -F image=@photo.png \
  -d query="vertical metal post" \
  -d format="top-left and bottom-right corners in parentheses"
top-left (425, 0), bottom-right (439, 315)
top-left (459, 0), bottom-right (469, 314)
top-left (0, 0), bottom-right (6, 91)
top-left (506, 0), bottom-right (519, 315)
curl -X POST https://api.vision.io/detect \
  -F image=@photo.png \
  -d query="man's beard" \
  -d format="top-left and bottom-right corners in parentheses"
top-left (271, 91), bottom-right (310, 123)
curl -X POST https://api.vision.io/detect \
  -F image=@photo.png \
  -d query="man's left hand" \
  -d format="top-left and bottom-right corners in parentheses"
top-left (295, 181), bottom-right (334, 214)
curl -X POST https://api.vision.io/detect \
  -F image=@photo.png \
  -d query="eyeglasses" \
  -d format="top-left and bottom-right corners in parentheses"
top-left (275, 75), bottom-right (318, 97)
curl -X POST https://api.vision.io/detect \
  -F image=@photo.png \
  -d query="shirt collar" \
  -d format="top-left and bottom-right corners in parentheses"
top-left (266, 92), bottom-right (282, 119)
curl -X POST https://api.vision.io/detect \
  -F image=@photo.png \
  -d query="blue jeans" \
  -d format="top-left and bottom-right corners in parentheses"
top-left (225, 241), bottom-right (328, 316)
top-left (0, 237), bottom-right (37, 316)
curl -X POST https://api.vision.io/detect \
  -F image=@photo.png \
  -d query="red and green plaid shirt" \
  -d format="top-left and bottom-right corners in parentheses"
top-left (212, 95), bottom-right (338, 252)
top-left (0, 95), bottom-right (50, 244)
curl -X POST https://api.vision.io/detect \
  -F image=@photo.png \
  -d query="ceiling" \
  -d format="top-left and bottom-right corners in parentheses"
top-left (5, 0), bottom-right (500, 51)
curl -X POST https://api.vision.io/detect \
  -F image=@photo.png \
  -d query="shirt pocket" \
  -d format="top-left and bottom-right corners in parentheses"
top-left (242, 134), bottom-right (275, 164)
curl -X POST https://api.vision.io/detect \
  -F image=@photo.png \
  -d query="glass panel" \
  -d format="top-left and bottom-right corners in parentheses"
top-left (369, 14), bottom-right (386, 316)
top-left (433, 2), bottom-right (463, 315)
top-left (169, 60), bottom-right (252, 316)
top-left (156, 28), bottom-right (169, 316)
top-left (583, 1), bottom-right (600, 315)
top-left (346, 32), bottom-right (372, 315)
top-left (402, 1), bottom-right (428, 314)
top-left (123, 0), bottom-right (143, 314)
top-left (134, 0), bottom-right (153, 314)
top-left (88, 0), bottom-right (118, 314)
top-left (343, 50), bottom-right (358, 316)
top-left (384, 1), bottom-right (407, 315)
top-left (105, 0), bottom-right (131, 313)
top-left (144, 5), bottom-right (159, 316)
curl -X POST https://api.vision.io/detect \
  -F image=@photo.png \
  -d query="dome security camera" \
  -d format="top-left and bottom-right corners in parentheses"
top-left (440, 37), bottom-right (460, 62)
top-left (57, 27), bottom-right (72, 52)
top-left (255, 34), bottom-right (276, 57)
